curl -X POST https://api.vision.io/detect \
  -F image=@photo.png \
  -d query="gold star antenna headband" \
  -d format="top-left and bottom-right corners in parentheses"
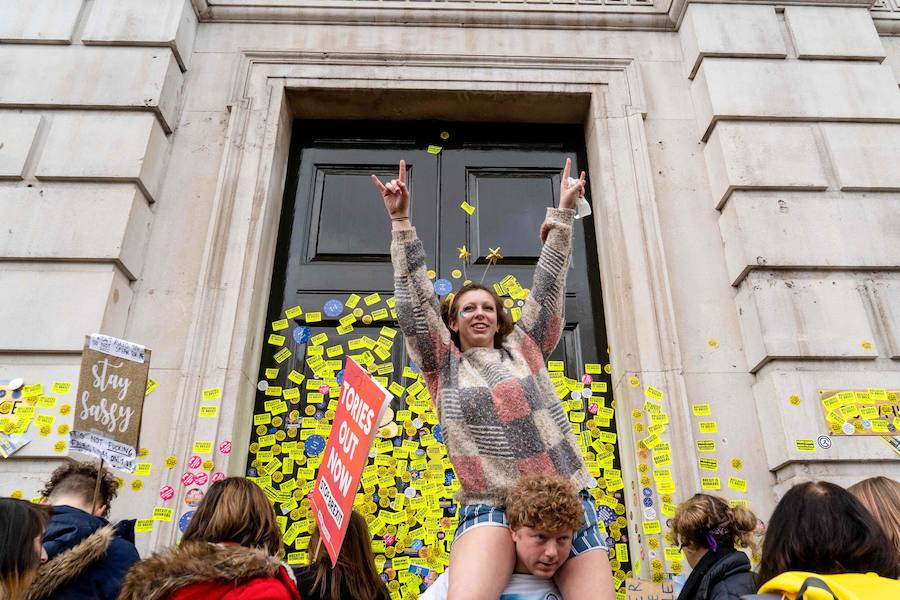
top-left (480, 247), bottom-right (502, 284)
top-left (457, 245), bottom-right (471, 280)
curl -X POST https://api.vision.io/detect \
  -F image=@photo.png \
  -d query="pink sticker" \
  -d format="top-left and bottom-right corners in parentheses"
top-left (188, 455), bottom-right (202, 469)
top-left (318, 384), bottom-right (330, 395)
top-left (212, 471), bottom-right (226, 483)
top-left (384, 534), bottom-right (396, 546)
top-left (581, 374), bottom-right (593, 385)
top-left (194, 471), bottom-right (209, 486)
top-left (588, 403), bottom-right (598, 414)
top-left (159, 485), bottom-right (175, 501)
top-left (218, 440), bottom-right (232, 455)
top-left (181, 472), bottom-right (196, 486)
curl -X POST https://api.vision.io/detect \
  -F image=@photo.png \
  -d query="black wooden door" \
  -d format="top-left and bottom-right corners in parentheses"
top-left (247, 121), bottom-right (628, 589)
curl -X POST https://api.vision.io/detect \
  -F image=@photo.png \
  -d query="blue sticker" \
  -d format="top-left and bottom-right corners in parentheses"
top-left (597, 505), bottom-right (616, 525)
top-left (314, 410), bottom-right (324, 420)
top-left (293, 325), bottom-right (311, 344)
top-left (862, 419), bottom-right (872, 429)
top-left (642, 487), bottom-right (653, 497)
top-left (411, 539), bottom-right (424, 551)
top-left (643, 496), bottom-right (654, 507)
top-left (324, 299), bottom-right (343, 317)
top-left (246, 467), bottom-right (258, 477)
top-left (408, 362), bottom-right (419, 374)
top-left (433, 279), bottom-right (452, 296)
top-left (305, 434), bottom-right (325, 455)
top-left (179, 510), bottom-right (195, 533)
top-left (443, 471), bottom-right (455, 487)
top-left (432, 424), bottom-right (444, 443)
top-left (372, 492), bottom-right (380, 503)
top-left (336, 370), bottom-right (345, 385)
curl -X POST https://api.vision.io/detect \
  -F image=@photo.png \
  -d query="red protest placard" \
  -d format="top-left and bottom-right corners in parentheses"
top-left (310, 356), bottom-right (391, 565)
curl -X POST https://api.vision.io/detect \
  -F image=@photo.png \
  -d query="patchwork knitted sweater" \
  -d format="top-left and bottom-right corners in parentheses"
top-left (391, 207), bottom-right (595, 506)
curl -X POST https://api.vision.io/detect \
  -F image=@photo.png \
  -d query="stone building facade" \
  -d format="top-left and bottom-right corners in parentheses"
top-left (2, 0), bottom-right (900, 589)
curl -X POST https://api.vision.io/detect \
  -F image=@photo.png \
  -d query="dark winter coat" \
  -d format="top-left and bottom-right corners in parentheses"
top-left (117, 541), bottom-right (301, 600)
top-left (293, 564), bottom-right (391, 600)
top-left (27, 505), bottom-right (140, 600)
top-left (681, 549), bottom-right (757, 600)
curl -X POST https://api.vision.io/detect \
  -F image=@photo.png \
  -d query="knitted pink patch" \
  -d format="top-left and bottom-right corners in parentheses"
top-left (517, 453), bottom-right (555, 475)
top-left (491, 379), bottom-right (530, 423)
top-left (452, 456), bottom-right (488, 493)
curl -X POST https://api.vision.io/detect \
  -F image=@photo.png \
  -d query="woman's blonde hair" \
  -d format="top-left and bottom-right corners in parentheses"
top-left (671, 493), bottom-right (758, 554)
top-left (180, 477), bottom-right (283, 556)
top-left (308, 511), bottom-right (389, 600)
top-left (848, 476), bottom-right (900, 559)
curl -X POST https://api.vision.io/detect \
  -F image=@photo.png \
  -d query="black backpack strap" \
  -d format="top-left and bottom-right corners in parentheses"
top-left (797, 577), bottom-right (838, 599)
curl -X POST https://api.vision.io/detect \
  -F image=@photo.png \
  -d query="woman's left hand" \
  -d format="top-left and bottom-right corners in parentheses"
top-left (540, 158), bottom-right (585, 243)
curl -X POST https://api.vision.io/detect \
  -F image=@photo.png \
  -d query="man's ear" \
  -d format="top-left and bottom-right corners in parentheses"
top-left (510, 527), bottom-right (522, 544)
top-left (92, 504), bottom-right (108, 518)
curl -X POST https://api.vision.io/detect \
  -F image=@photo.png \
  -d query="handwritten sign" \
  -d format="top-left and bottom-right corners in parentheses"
top-left (68, 430), bottom-right (137, 473)
top-left (309, 356), bottom-right (391, 566)
top-left (74, 334), bottom-right (151, 451)
top-left (625, 578), bottom-right (675, 600)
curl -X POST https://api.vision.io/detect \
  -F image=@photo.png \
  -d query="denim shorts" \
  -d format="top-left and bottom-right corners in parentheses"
top-left (453, 489), bottom-right (607, 557)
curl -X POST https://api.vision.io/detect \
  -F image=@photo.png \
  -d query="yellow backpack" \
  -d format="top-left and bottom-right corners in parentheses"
top-left (752, 571), bottom-right (900, 599)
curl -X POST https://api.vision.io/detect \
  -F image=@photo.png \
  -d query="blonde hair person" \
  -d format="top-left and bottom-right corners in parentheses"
top-left (670, 494), bottom-right (758, 600)
top-left (848, 476), bottom-right (900, 566)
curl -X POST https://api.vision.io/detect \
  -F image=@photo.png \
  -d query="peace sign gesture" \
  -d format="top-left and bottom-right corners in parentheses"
top-left (371, 160), bottom-right (410, 220)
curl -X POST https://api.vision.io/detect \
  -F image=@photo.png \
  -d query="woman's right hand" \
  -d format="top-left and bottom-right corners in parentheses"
top-left (371, 160), bottom-right (410, 221)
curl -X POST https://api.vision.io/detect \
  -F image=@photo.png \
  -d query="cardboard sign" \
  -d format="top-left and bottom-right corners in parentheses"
top-left (73, 334), bottom-right (150, 451)
top-left (625, 578), bottom-right (675, 600)
top-left (68, 430), bottom-right (137, 473)
top-left (310, 356), bottom-right (391, 566)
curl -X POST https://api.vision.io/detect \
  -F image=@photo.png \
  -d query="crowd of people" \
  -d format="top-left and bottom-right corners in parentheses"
top-left (2, 161), bottom-right (898, 600)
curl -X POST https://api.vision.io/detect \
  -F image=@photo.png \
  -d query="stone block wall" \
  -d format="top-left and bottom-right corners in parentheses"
top-left (681, 2), bottom-right (900, 489)
top-left (0, 0), bottom-right (196, 492)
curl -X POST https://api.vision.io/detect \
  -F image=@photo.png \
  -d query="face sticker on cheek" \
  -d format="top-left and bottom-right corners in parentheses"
top-left (459, 308), bottom-right (474, 320)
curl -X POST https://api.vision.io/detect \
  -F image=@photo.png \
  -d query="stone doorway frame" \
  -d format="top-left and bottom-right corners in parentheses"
top-left (151, 50), bottom-right (696, 552)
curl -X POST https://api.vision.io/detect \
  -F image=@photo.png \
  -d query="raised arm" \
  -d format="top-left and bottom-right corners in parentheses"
top-left (517, 159), bottom-right (585, 357)
top-left (373, 161), bottom-right (452, 373)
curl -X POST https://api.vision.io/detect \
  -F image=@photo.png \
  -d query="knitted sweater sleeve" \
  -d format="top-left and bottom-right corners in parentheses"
top-left (391, 228), bottom-right (452, 373)
top-left (516, 207), bottom-right (575, 357)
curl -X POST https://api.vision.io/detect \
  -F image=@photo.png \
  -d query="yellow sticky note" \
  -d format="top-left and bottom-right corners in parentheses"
top-left (193, 441), bottom-right (213, 454)
top-left (202, 387), bottom-right (221, 401)
top-left (135, 519), bottom-right (154, 533)
top-left (37, 396), bottom-right (57, 409)
top-left (305, 311), bottom-right (322, 323)
top-left (460, 201), bottom-right (475, 215)
top-left (427, 145), bottom-right (442, 155)
top-left (698, 421), bottom-right (718, 433)
top-left (645, 386), bottom-right (663, 401)
top-left (133, 462), bottom-right (151, 476)
top-left (51, 382), bottom-right (72, 395)
top-left (728, 477), bottom-right (748, 492)
top-left (152, 507), bottom-right (173, 522)
top-left (285, 305), bottom-right (302, 319)
top-left (254, 413), bottom-right (272, 425)
top-left (701, 477), bottom-right (721, 490)
top-left (692, 403), bottom-right (711, 416)
top-left (547, 360), bottom-right (565, 372)
top-left (23, 384), bottom-right (42, 398)
top-left (698, 457), bottom-right (718, 471)
top-left (287, 370), bottom-right (304, 385)
top-left (616, 543), bottom-right (628, 563)
top-left (795, 439), bottom-right (816, 452)
top-left (642, 520), bottom-right (661, 535)
top-left (273, 348), bottom-right (291, 363)
top-left (664, 547), bottom-right (684, 562)
top-left (199, 405), bottom-right (219, 418)
top-left (145, 378), bottom-right (158, 396)
top-left (696, 439), bottom-right (716, 452)
top-left (272, 318), bottom-right (289, 331)
top-left (268, 334), bottom-right (286, 346)
top-left (310, 333), bottom-right (328, 346)
top-left (283, 387), bottom-right (300, 400)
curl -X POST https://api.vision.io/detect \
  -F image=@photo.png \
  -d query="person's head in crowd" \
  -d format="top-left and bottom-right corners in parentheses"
top-left (181, 477), bottom-right (283, 556)
top-left (0, 498), bottom-right (50, 600)
top-left (671, 493), bottom-right (758, 567)
top-left (306, 510), bottom-right (390, 600)
top-left (757, 480), bottom-right (899, 585)
top-left (504, 473), bottom-right (584, 578)
top-left (441, 282), bottom-right (514, 351)
top-left (38, 458), bottom-right (119, 517)
top-left (848, 476), bottom-right (900, 560)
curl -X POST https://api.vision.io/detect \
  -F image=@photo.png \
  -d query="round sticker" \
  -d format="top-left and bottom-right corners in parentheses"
top-left (305, 434), bottom-right (325, 456)
top-left (178, 510), bottom-right (195, 533)
top-left (324, 299), bottom-right (343, 317)
top-left (8, 378), bottom-right (24, 391)
top-left (218, 440), bottom-right (232, 455)
top-left (432, 425), bottom-right (444, 443)
top-left (194, 472), bottom-right (209, 486)
top-left (181, 472), bottom-right (196, 486)
top-left (160, 485), bottom-right (175, 501)
top-left (188, 455), bottom-right (202, 469)
top-left (212, 471), bottom-right (226, 483)
top-left (642, 487), bottom-right (653, 497)
top-left (842, 421), bottom-right (856, 435)
top-left (404, 486), bottom-right (417, 498)
top-left (451, 269), bottom-right (462, 279)
top-left (257, 380), bottom-right (269, 392)
top-left (433, 279), bottom-right (452, 296)
top-left (293, 326), bottom-right (311, 344)
top-left (336, 370), bottom-right (345, 385)
top-left (643, 496), bottom-right (654, 508)
top-left (817, 435), bottom-right (832, 450)
top-left (581, 374), bottom-right (593, 385)
top-left (165, 455), bottom-right (178, 469)
top-left (570, 391), bottom-right (582, 401)
top-left (628, 376), bottom-right (640, 387)
top-left (202, 459), bottom-right (215, 471)
top-left (318, 384), bottom-right (330, 395)
top-left (582, 388), bottom-right (593, 399)
top-left (597, 505), bottom-right (616, 525)
top-left (643, 507), bottom-right (657, 520)
top-left (130, 480), bottom-right (143, 491)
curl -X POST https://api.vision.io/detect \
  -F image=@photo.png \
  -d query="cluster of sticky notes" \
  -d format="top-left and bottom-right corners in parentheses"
top-left (818, 389), bottom-right (900, 437)
top-left (242, 277), bottom-right (631, 599)
top-left (0, 380), bottom-right (76, 448)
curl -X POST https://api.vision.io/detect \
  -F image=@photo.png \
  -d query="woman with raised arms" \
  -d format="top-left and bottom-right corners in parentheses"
top-left (372, 159), bottom-right (614, 600)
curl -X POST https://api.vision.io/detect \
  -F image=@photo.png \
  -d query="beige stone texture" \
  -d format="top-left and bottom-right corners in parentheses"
top-left (0, 0), bottom-right (81, 44)
top-left (0, 183), bottom-right (152, 279)
top-left (0, 45), bottom-right (183, 132)
top-left (868, 280), bottom-right (900, 360)
top-left (0, 112), bottom-right (43, 178)
top-left (719, 192), bottom-right (900, 285)
top-left (82, 0), bottom-right (198, 71)
top-left (704, 122), bottom-right (828, 209)
top-left (692, 59), bottom-right (900, 140)
top-left (821, 123), bottom-right (900, 191)
top-left (753, 369), bottom-right (900, 483)
top-left (678, 3), bottom-right (785, 79)
top-left (785, 6), bottom-right (885, 60)
top-left (0, 264), bottom-right (132, 352)
top-left (735, 273), bottom-right (878, 372)
top-left (35, 112), bottom-right (170, 204)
